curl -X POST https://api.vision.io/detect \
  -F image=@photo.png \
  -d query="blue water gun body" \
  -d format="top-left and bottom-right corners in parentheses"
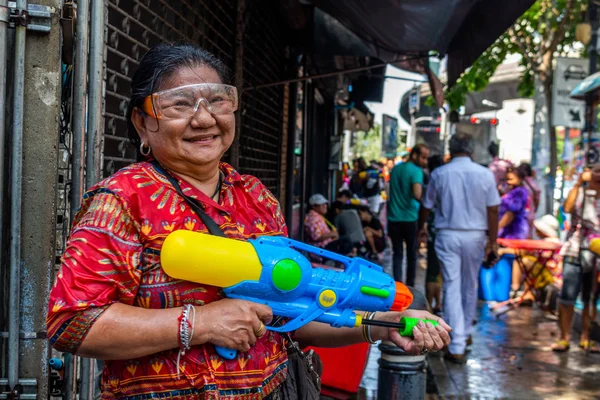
top-left (161, 231), bottom-right (414, 359)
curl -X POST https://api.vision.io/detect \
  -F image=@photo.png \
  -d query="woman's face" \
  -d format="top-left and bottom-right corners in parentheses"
top-left (506, 171), bottom-right (521, 187)
top-left (314, 204), bottom-right (328, 215)
top-left (133, 65), bottom-right (235, 174)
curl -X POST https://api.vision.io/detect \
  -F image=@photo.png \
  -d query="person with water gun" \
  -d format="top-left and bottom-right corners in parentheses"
top-left (46, 43), bottom-right (449, 400)
top-left (553, 165), bottom-right (600, 353)
top-left (360, 160), bottom-right (385, 215)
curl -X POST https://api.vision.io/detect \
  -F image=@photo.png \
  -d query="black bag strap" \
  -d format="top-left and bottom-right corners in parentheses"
top-left (151, 160), bottom-right (226, 237)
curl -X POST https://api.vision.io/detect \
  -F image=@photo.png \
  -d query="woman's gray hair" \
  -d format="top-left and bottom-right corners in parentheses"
top-left (449, 133), bottom-right (474, 155)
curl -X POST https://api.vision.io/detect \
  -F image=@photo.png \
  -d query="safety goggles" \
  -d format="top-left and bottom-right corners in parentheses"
top-left (141, 83), bottom-right (238, 119)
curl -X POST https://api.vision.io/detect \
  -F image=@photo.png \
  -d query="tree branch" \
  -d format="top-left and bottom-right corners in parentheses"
top-left (543, 0), bottom-right (576, 55)
top-left (508, 27), bottom-right (539, 71)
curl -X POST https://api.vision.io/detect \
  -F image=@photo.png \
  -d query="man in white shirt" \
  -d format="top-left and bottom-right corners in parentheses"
top-left (419, 133), bottom-right (500, 363)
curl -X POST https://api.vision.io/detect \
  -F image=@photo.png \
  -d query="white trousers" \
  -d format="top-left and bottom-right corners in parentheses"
top-left (434, 229), bottom-right (487, 354)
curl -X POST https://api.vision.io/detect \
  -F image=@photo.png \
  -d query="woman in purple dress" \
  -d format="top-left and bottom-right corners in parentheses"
top-left (498, 167), bottom-right (532, 300)
top-left (499, 167), bottom-right (530, 239)
top-left (519, 163), bottom-right (541, 239)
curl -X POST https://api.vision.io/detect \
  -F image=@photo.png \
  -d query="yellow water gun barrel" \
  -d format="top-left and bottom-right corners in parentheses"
top-left (161, 230), bottom-right (263, 287)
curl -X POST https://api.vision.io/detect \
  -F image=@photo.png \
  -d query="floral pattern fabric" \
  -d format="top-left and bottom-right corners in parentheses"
top-left (47, 161), bottom-right (289, 400)
top-left (303, 209), bottom-right (333, 248)
top-left (488, 157), bottom-right (513, 187)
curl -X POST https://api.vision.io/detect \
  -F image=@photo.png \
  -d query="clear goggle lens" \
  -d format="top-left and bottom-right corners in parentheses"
top-left (142, 83), bottom-right (238, 119)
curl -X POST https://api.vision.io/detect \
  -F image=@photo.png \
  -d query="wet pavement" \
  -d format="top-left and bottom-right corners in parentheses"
top-left (357, 245), bottom-right (600, 400)
top-left (428, 304), bottom-right (600, 399)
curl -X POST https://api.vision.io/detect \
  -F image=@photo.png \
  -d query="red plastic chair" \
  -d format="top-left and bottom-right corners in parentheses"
top-left (492, 239), bottom-right (561, 315)
top-left (306, 343), bottom-right (371, 399)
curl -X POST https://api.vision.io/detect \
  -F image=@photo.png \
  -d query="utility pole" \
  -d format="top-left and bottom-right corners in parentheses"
top-left (585, 0), bottom-right (598, 165)
top-left (17, 0), bottom-right (62, 398)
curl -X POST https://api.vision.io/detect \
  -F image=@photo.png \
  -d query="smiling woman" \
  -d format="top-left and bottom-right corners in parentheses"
top-left (46, 43), bottom-right (450, 400)
top-left (127, 46), bottom-right (236, 198)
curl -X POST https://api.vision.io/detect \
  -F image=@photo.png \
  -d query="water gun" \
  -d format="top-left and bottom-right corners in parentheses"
top-left (348, 197), bottom-right (368, 206)
top-left (557, 206), bottom-right (568, 231)
top-left (161, 231), bottom-right (437, 360)
top-left (49, 358), bottom-right (63, 370)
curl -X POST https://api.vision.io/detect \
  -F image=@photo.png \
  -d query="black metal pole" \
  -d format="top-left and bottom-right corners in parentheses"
top-left (243, 54), bottom-right (429, 91)
top-left (377, 288), bottom-right (429, 400)
top-left (377, 343), bottom-right (427, 400)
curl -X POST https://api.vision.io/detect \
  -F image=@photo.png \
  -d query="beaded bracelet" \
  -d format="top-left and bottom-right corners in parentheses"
top-left (178, 304), bottom-right (194, 352)
top-left (176, 304), bottom-right (196, 378)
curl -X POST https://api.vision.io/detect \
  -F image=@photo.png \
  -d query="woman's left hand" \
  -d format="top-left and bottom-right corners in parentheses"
top-left (371, 310), bottom-right (451, 355)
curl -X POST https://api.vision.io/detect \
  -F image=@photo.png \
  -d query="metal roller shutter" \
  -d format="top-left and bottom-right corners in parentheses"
top-left (103, 0), bottom-right (236, 177)
top-left (239, 4), bottom-right (285, 196)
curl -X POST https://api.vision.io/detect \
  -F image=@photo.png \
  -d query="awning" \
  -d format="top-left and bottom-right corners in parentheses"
top-left (570, 71), bottom-right (600, 100)
top-left (302, 0), bottom-right (536, 86)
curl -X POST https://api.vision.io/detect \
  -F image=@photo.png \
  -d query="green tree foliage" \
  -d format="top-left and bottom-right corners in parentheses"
top-left (351, 123), bottom-right (408, 162)
top-left (440, 0), bottom-right (585, 212)
top-left (445, 0), bottom-right (584, 111)
top-left (352, 124), bottom-right (382, 162)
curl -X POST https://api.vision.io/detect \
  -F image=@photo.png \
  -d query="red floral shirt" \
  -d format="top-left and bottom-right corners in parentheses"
top-left (47, 161), bottom-right (289, 399)
top-left (303, 210), bottom-right (334, 248)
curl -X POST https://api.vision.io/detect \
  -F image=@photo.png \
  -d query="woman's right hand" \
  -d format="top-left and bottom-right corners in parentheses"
top-left (194, 299), bottom-right (273, 353)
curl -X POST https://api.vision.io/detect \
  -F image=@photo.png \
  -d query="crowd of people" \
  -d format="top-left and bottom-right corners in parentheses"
top-left (307, 132), bottom-right (600, 364)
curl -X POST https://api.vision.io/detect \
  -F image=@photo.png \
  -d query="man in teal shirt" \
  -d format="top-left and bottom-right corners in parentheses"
top-left (387, 144), bottom-right (429, 286)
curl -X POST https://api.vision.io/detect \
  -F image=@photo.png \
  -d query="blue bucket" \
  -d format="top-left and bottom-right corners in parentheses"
top-left (479, 254), bottom-right (514, 302)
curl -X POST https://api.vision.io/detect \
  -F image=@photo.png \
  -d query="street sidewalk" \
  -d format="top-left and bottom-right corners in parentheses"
top-left (427, 304), bottom-right (600, 399)
top-left (358, 245), bottom-right (600, 399)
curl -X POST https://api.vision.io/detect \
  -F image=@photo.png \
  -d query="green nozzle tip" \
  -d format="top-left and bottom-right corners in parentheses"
top-left (398, 317), bottom-right (439, 337)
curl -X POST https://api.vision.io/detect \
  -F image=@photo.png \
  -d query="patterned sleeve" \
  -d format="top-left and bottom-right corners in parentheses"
top-left (304, 212), bottom-right (325, 242)
top-left (47, 188), bottom-right (143, 354)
